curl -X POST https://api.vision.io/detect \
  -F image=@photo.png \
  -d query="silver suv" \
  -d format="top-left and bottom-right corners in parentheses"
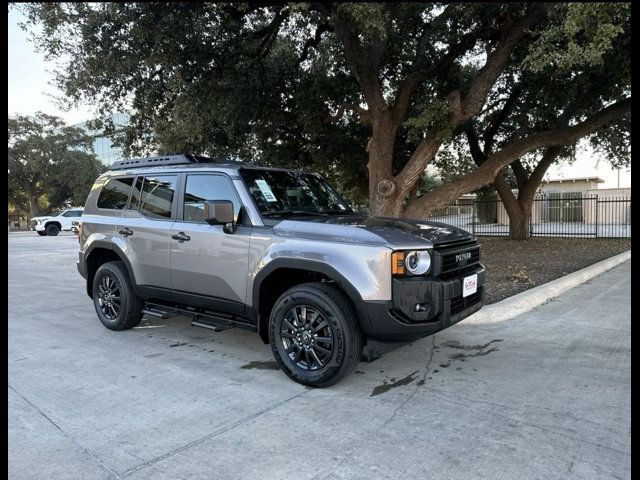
top-left (77, 154), bottom-right (485, 386)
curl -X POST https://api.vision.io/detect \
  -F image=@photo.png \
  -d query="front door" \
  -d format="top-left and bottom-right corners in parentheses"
top-left (169, 173), bottom-right (251, 314)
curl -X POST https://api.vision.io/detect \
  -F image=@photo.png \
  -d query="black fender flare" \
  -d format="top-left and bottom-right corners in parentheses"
top-left (83, 241), bottom-right (138, 297)
top-left (252, 258), bottom-right (370, 340)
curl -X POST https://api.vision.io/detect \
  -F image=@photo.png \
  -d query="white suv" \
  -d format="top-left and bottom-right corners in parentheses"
top-left (30, 208), bottom-right (84, 236)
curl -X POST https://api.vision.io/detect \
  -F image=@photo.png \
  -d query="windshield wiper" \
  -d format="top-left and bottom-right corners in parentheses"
top-left (320, 210), bottom-right (358, 215)
top-left (262, 210), bottom-right (330, 218)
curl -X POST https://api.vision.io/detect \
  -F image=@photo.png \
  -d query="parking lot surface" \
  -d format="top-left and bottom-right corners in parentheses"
top-left (8, 232), bottom-right (630, 479)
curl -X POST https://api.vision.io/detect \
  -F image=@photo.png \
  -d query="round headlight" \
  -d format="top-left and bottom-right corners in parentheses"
top-left (405, 250), bottom-right (431, 275)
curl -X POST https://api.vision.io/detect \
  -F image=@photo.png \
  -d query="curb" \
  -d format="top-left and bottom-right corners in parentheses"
top-left (462, 250), bottom-right (631, 325)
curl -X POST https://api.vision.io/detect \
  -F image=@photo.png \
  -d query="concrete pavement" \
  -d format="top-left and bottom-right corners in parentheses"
top-left (8, 232), bottom-right (630, 479)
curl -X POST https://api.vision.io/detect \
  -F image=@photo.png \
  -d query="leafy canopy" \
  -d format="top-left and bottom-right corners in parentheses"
top-left (8, 113), bottom-right (105, 215)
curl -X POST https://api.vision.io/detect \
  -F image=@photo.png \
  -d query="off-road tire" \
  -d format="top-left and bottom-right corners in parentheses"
top-left (269, 282), bottom-right (362, 387)
top-left (92, 261), bottom-right (143, 331)
top-left (45, 224), bottom-right (60, 236)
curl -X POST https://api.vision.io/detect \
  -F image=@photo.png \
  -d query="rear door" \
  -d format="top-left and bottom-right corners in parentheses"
top-left (169, 172), bottom-right (251, 314)
top-left (119, 174), bottom-right (179, 291)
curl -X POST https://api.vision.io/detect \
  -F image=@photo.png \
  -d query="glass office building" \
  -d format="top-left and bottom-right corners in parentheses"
top-left (70, 112), bottom-right (129, 166)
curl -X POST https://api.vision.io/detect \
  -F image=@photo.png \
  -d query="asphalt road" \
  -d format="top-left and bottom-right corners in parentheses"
top-left (8, 232), bottom-right (631, 480)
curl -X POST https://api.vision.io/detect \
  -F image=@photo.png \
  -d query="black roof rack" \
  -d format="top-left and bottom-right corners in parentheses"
top-left (109, 154), bottom-right (240, 171)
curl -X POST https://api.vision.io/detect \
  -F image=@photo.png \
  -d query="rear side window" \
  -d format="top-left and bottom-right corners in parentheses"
top-left (139, 175), bottom-right (178, 219)
top-left (97, 177), bottom-right (134, 210)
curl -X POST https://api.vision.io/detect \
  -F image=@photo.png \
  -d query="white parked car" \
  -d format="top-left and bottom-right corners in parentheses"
top-left (30, 208), bottom-right (84, 236)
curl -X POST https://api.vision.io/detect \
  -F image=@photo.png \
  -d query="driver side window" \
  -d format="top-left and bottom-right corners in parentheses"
top-left (183, 174), bottom-right (240, 223)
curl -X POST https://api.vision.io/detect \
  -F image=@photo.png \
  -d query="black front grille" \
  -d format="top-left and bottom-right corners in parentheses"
top-left (439, 264), bottom-right (479, 280)
top-left (450, 288), bottom-right (483, 316)
top-left (29, 220), bottom-right (37, 228)
top-left (435, 241), bottom-right (480, 276)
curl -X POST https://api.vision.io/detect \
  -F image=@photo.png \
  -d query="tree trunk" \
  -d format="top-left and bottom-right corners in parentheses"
top-left (367, 117), bottom-right (401, 217)
top-left (508, 204), bottom-right (531, 240)
top-left (28, 193), bottom-right (40, 218)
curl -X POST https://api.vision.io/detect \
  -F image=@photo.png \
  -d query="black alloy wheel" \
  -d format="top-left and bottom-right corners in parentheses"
top-left (280, 304), bottom-right (335, 371)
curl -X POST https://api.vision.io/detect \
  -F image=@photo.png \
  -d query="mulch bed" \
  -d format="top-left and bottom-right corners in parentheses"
top-left (478, 237), bottom-right (631, 305)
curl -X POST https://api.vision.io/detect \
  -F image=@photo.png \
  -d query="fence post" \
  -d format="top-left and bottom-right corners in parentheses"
top-left (596, 195), bottom-right (600, 238)
top-left (472, 201), bottom-right (476, 236)
top-left (529, 198), bottom-right (534, 237)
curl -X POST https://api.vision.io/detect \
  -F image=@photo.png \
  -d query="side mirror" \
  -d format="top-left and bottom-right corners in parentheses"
top-left (203, 200), bottom-right (236, 234)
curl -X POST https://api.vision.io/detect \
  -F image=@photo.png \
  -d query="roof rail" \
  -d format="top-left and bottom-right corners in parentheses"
top-left (109, 153), bottom-right (238, 171)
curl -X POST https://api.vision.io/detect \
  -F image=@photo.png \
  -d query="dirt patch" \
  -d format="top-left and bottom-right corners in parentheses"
top-left (479, 237), bottom-right (630, 304)
top-left (241, 360), bottom-right (280, 370)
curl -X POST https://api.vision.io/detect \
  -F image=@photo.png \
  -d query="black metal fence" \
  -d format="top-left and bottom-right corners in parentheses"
top-left (422, 195), bottom-right (631, 238)
top-left (352, 195), bottom-right (631, 238)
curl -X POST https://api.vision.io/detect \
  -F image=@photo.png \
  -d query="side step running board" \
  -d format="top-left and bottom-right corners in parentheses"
top-left (143, 307), bottom-right (179, 319)
top-left (191, 316), bottom-right (233, 332)
top-left (142, 302), bottom-right (257, 333)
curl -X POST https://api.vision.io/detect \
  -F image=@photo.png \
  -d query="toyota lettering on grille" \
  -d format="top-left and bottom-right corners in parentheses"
top-left (455, 251), bottom-right (472, 266)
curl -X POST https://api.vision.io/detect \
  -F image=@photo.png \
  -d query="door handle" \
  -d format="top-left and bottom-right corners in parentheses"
top-left (118, 227), bottom-right (134, 236)
top-left (171, 232), bottom-right (191, 242)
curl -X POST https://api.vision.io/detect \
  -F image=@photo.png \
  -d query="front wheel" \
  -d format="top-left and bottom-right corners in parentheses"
top-left (45, 224), bottom-right (60, 236)
top-left (269, 282), bottom-right (362, 387)
top-left (92, 261), bottom-right (143, 330)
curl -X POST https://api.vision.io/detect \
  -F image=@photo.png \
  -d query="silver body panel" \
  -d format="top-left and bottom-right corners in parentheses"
top-left (169, 222), bottom-right (251, 303)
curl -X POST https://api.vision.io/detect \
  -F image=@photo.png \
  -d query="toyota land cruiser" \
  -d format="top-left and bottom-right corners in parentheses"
top-left (77, 154), bottom-right (485, 386)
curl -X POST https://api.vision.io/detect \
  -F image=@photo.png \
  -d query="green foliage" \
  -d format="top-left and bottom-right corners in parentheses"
top-left (417, 173), bottom-right (441, 196)
top-left (524, 3), bottom-right (629, 73)
top-left (8, 113), bottom-right (105, 216)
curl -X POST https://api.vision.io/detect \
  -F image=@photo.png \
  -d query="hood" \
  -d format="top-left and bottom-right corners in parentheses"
top-left (30, 216), bottom-right (53, 222)
top-left (271, 215), bottom-right (474, 248)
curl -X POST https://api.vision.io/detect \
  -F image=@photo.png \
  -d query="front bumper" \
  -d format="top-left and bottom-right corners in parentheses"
top-left (34, 223), bottom-right (45, 232)
top-left (361, 265), bottom-right (486, 342)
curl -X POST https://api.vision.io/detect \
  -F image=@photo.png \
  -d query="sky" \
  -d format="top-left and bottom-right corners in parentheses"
top-left (7, 9), bottom-right (631, 188)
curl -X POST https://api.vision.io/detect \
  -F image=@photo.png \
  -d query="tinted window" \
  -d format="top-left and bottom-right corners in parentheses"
top-left (183, 175), bottom-right (240, 222)
top-left (97, 177), bottom-right (134, 210)
top-left (139, 175), bottom-right (178, 219)
top-left (65, 210), bottom-right (83, 217)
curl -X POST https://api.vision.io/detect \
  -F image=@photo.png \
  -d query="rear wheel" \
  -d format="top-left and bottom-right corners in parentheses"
top-left (36, 231), bottom-right (46, 236)
top-left (92, 261), bottom-right (143, 330)
top-left (45, 224), bottom-right (60, 236)
top-left (269, 282), bottom-right (362, 387)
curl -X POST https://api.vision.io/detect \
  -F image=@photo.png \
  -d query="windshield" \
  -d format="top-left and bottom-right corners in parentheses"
top-left (240, 168), bottom-right (354, 217)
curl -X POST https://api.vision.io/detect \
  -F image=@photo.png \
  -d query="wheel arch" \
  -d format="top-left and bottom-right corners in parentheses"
top-left (252, 259), bottom-right (369, 344)
top-left (84, 241), bottom-right (137, 298)
top-left (44, 220), bottom-right (62, 230)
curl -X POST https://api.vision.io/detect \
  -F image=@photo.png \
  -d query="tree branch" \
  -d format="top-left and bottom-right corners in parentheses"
top-left (323, 103), bottom-right (372, 125)
top-left (464, 123), bottom-right (488, 164)
top-left (483, 85), bottom-right (520, 153)
top-left (493, 98), bottom-right (630, 165)
top-left (331, 14), bottom-right (388, 115)
top-left (296, 22), bottom-right (332, 67)
top-left (255, 7), bottom-right (290, 57)
top-left (403, 97), bottom-right (631, 217)
top-left (393, 6), bottom-right (549, 201)
top-left (519, 146), bottom-right (562, 201)
top-left (455, 5), bottom-right (549, 124)
top-left (391, 32), bottom-right (478, 124)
